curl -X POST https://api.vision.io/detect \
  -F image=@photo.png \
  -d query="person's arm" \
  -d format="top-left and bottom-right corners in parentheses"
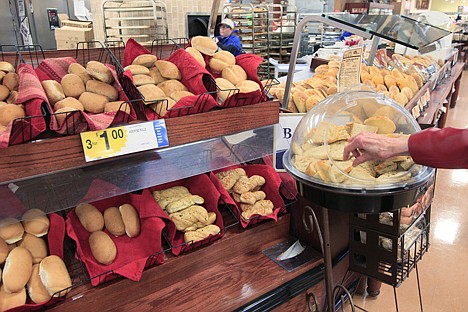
top-left (217, 36), bottom-right (242, 56)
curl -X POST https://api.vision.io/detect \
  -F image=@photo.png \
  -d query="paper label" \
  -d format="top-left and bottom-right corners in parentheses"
top-left (338, 47), bottom-right (363, 93)
top-left (273, 113), bottom-right (304, 172)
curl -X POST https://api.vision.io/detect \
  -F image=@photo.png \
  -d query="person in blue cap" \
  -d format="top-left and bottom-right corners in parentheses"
top-left (215, 19), bottom-right (242, 56)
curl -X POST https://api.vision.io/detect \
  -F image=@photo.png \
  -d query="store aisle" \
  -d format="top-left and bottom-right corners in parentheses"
top-left (351, 71), bottom-right (468, 312)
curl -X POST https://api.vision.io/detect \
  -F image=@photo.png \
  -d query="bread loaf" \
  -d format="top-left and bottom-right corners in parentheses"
top-left (89, 231), bottom-right (116, 265)
top-left (240, 199), bottom-right (274, 219)
top-left (153, 186), bottom-right (190, 201)
top-left (103, 207), bottom-right (125, 237)
top-left (138, 84), bottom-right (166, 104)
top-left (3, 246), bottom-right (33, 293)
top-left (148, 97), bottom-right (176, 116)
top-left (18, 233), bottom-right (47, 264)
top-left (124, 64), bottom-right (150, 75)
top-left (0, 61), bottom-right (15, 73)
top-left (191, 36), bottom-right (218, 56)
top-left (61, 74), bottom-right (85, 98)
top-left (0, 218), bottom-right (24, 244)
top-left (185, 47), bottom-right (206, 67)
top-left (79, 92), bottom-right (108, 114)
top-left (0, 104), bottom-right (25, 127)
top-left (155, 60), bottom-right (181, 80)
top-left (222, 65), bottom-right (247, 85)
top-left (68, 63), bottom-right (92, 84)
top-left (86, 80), bottom-right (119, 101)
top-left (0, 285), bottom-right (26, 311)
top-left (0, 85), bottom-right (9, 101)
top-left (209, 51), bottom-right (235, 73)
top-left (132, 54), bottom-right (157, 68)
top-left (86, 61), bottom-right (114, 84)
top-left (75, 203), bottom-right (104, 233)
top-left (133, 74), bottom-right (156, 86)
top-left (169, 205), bottom-right (215, 232)
top-left (236, 80), bottom-right (260, 93)
top-left (169, 90), bottom-right (194, 102)
top-left (184, 224), bottom-right (220, 243)
top-left (3, 73), bottom-right (19, 91)
top-left (0, 238), bottom-right (8, 264)
top-left (215, 78), bottom-right (236, 101)
top-left (239, 191), bottom-right (266, 205)
top-left (54, 97), bottom-right (84, 112)
top-left (104, 101), bottom-right (131, 114)
top-left (39, 255), bottom-right (72, 296)
top-left (157, 80), bottom-right (188, 96)
top-left (27, 264), bottom-right (51, 304)
top-left (148, 66), bottom-right (168, 84)
top-left (165, 195), bottom-right (205, 213)
top-left (5, 90), bottom-right (18, 104)
top-left (54, 107), bottom-right (80, 128)
top-left (119, 204), bottom-right (140, 238)
top-left (42, 80), bottom-right (65, 105)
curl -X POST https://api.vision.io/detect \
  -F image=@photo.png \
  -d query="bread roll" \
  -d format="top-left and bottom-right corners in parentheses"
top-left (236, 80), bottom-right (260, 93)
top-left (0, 71), bottom-right (5, 84)
top-left (5, 90), bottom-right (18, 104)
top-left (137, 84), bottom-right (166, 104)
top-left (184, 224), bottom-right (220, 243)
top-left (103, 207), bottom-right (125, 237)
top-left (0, 103), bottom-right (25, 126)
top-left (209, 51), bottom-right (236, 73)
top-left (191, 36), bottom-right (218, 56)
top-left (86, 61), bottom-right (114, 84)
top-left (185, 47), bottom-right (206, 67)
top-left (27, 264), bottom-right (51, 304)
top-left (68, 63), bottom-right (92, 84)
top-left (124, 64), bottom-right (150, 76)
top-left (222, 65), bottom-right (247, 85)
top-left (0, 85), bottom-right (9, 101)
top-left (61, 74), bottom-right (85, 98)
top-left (0, 218), bottom-right (24, 244)
top-left (215, 78), bottom-right (236, 101)
top-left (3, 73), bottom-right (19, 91)
top-left (169, 90), bottom-right (194, 102)
top-left (39, 255), bottom-right (72, 296)
top-left (148, 97), bottom-right (176, 116)
top-left (21, 209), bottom-right (49, 238)
top-left (148, 67), bottom-right (167, 85)
top-left (79, 92), bottom-right (108, 114)
top-left (364, 116), bottom-right (396, 134)
top-left (0, 61), bottom-right (15, 73)
top-left (54, 97), bottom-right (84, 112)
top-left (74, 203), bottom-right (104, 233)
top-left (42, 80), bottom-right (65, 105)
top-left (18, 233), bottom-right (47, 264)
top-left (104, 101), bottom-right (131, 114)
top-left (0, 285), bottom-right (26, 311)
top-left (119, 204), bottom-right (140, 238)
top-left (155, 60), bottom-right (181, 80)
top-left (85, 80), bottom-right (119, 101)
top-left (157, 80), bottom-right (188, 96)
top-left (89, 231), bottom-right (116, 265)
top-left (0, 238), bottom-right (8, 264)
top-left (54, 107), bottom-right (80, 128)
top-left (132, 54), bottom-right (157, 68)
top-left (3, 246), bottom-right (33, 293)
top-left (133, 74), bottom-right (155, 86)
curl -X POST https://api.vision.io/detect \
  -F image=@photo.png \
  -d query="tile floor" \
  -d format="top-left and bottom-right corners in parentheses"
top-left (350, 71), bottom-right (468, 311)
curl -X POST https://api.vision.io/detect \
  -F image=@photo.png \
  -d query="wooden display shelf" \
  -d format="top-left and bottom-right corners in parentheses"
top-left (0, 101), bottom-right (279, 183)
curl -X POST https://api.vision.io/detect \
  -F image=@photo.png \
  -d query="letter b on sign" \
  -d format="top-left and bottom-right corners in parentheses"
top-left (283, 128), bottom-right (292, 139)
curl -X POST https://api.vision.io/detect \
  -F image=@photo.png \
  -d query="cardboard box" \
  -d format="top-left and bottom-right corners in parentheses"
top-left (56, 40), bottom-right (79, 50)
top-left (58, 14), bottom-right (92, 28)
top-left (55, 27), bottom-right (94, 50)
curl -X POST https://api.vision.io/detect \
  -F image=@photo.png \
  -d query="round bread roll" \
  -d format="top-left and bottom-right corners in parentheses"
top-left (27, 264), bottom-right (51, 304)
top-left (157, 80), bottom-right (188, 97)
top-left (79, 92), bottom-right (108, 114)
top-left (0, 61), bottom-right (15, 73)
top-left (0, 238), bottom-right (8, 264)
top-left (0, 85), bottom-right (9, 101)
top-left (236, 80), bottom-right (260, 93)
top-left (61, 74), bottom-right (85, 98)
top-left (3, 246), bottom-right (33, 293)
top-left (124, 64), bottom-right (150, 76)
top-left (215, 78), bottom-right (236, 101)
top-left (155, 60), bottom-right (181, 80)
top-left (138, 84), bottom-right (166, 104)
top-left (89, 231), bottom-right (116, 265)
top-left (54, 97), bottom-right (84, 112)
top-left (191, 36), bottom-right (218, 56)
top-left (0, 101), bottom-right (6, 108)
top-left (364, 115), bottom-right (397, 134)
top-left (21, 209), bottom-right (49, 237)
top-left (169, 90), bottom-right (194, 102)
top-left (0, 285), bottom-right (26, 311)
top-left (18, 233), bottom-right (47, 264)
top-left (54, 107), bottom-right (80, 128)
top-left (119, 204), bottom-right (140, 238)
top-left (0, 71), bottom-right (5, 84)
top-left (85, 80), bottom-right (119, 101)
top-left (148, 97), bottom-right (176, 116)
top-left (2, 73), bottom-right (19, 91)
top-left (86, 61), bottom-right (114, 84)
top-left (103, 207), bottom-right (125, 237)
top-left (5, 90), bottom-right (18, 104)
top-left (0, 104), bottom-right (24, 127)
top-left (185, 47), bottom-right (206, 67)
top-left (39, 255), bottom-right (72, 296)
top-left (133, 74), bottom-right (155, 86)
top-left (42, 80), bottom-right (65, 105)
top-left (222, 65), bottom-right (247, 86)
top-left (104, 101), bottom-right (131, 114)
top-left (68, 63), bottom-right (92, 84)
top-left (74, 203), bottom-right (104, 233)
top-left (0, 218), bottom-right (24, 244)
top-left (209, 51), bottom-right (236, 74)
top-left (132, 54), bottom-right (157, 68)
top-left (149, 67), bottom-right (167, 85)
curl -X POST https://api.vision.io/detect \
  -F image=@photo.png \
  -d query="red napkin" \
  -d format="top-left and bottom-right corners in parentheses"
top-left (0, 64), bottom-right (48, 148)
top-left (210, 164), bottom-right (286, 228)
top-left (147, 174), bottom-right (224, 256)
top-left (65, 180), bottom-right (169, 286)
top-left (262, 155), bottom-right (298, 199)
top-left (123, 38), bottom-right (153, 67)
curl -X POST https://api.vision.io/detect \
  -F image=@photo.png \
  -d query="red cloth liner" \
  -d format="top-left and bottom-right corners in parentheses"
top-left (36, 57), bottom-right (136, 134)
top-left (209, 164), bottom-right (286, 228)
top-left (123, 38), bottom-right (153, 67)
top-left (262, 155), bottom-right (298, 199)
top-left (146, 174), bottom-right (224, 256)
top-left (0, 64), bottom-right (48, 148)
top-left (65, 179), bottom-right (169, 286)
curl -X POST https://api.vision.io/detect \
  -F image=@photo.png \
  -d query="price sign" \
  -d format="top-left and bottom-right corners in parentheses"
top-left (273, 113), bottom-right (305, 172)
top-left (80, 120), bottom-right (169, 162)
top-left (338, 47), bottom-right (363, 93)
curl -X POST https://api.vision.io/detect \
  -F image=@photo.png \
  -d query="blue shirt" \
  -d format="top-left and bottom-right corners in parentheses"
top-left (216, 34), bottom-right (242, 56)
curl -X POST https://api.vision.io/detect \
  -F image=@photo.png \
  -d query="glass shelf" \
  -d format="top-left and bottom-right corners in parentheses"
top-left (1, 126), bottom-right (274, 220)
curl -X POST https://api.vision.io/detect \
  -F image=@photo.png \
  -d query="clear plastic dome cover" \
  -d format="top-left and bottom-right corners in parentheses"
top-left (284, 87), bottom-right (434, 191)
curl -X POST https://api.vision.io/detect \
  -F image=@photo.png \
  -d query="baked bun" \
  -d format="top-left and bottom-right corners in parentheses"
top-left (0, 285), bottom-right (26, 311)
top-left (215, 78), bottom-right (236, 101)
top-left (191, 36), bottom-right (218, 56)
top-left (123, 64), bottom-right (150, 76)
top-left (18, 233), bottom-right (47, 264)
top-left (0, 218), bottom-right (24, 244)
top-left (75, 203), bottom-right (104, 233)
top-left (5, 90), bottom-right (18, 104)
top-left (61, 74), bottom-right (85, 98)
top-left (79, 92), bottom-right (108, 114)
top-left (39, 255), bottom-right (72, 297)
top-left (155, 60), bottom-right (181, 80)
top-left (0, 238), bottom-right (8, 264)
top-left (222, 65), bottom-right (247, 85)
top-left (364, 116), bottom-right (396, 134)
top-left (157, 80), bottom-right (188, 96)
top-left (0, 71), bottom-right (5, 84)
top-left (21, 209), bottom-right (49, 237)
top-left (209, 51), bottom-right (236, 73)
top-left (86, 80), bottom-right (118, 101)
top-left (89, 231), bottom-right (116, 265)
top-left (137, 84), bottom-right (166, 104)
top-left (169, 90), bottom-right (194, 102)
top-left (54, 107), bottom-right (80, 128)
top-left (103, 207), bottom-right (125, 237)
top-left (185, 47), bottom-right (206, 67)
top-left (3, 73), bottom-right (19, 91)
top-left (0, 104), bottom-right (25, 126)
top-left (119, 204), bottom-right (140, 238)
top-left (149, 67), bottom-right (167, 84)
top-left (54, 97), bottom-right (84, 112)
top-left (0, 85), bottom-right (9, 101)
top-left (148, 97), bottom-right (176, 116)
top-left (68, 63), bottom-right (92, 84)
top-left (27, 264), bottom-right (51, 304)
top-left (133, 74), bottom-right (155, 86)
top-left (42, 80), bottom-right (65, 105)
top-left (236, 80), bottom-right (260, 93)
top-left (3, 246), bottom-right (33, 293)
top-left (132, 54), bottom-right (157, 68)
top-left (0, 61), bottom-right (15, 73)
top-left (104, 101), bottom-right (131, 114)
top-left (86, 61), bottom-right (114, 84)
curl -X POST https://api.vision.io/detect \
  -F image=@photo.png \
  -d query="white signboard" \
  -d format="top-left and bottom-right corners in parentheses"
top-left (273, 113), bottom-right (305, 172)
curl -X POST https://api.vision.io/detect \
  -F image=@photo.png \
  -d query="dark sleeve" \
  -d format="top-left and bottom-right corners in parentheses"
top-left (408, 127), bottom-right (468, 169)
top-left (218, 44), bottom-right (237, 54)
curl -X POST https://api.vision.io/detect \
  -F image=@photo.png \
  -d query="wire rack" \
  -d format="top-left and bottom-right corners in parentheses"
top-left (150, 38), bottom-right (189, 60)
